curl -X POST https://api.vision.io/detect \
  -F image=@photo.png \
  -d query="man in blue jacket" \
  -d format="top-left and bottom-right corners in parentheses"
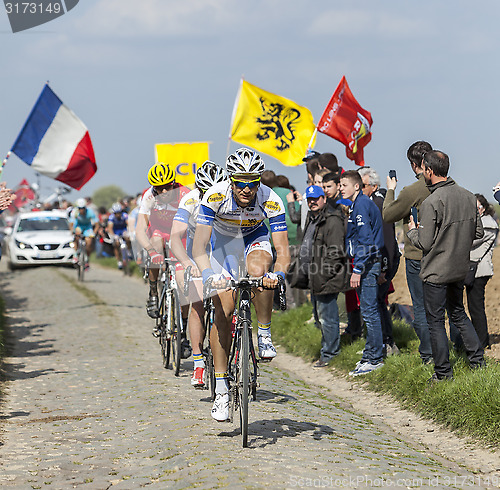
top-left (340, 170), bottom-right (385, 375)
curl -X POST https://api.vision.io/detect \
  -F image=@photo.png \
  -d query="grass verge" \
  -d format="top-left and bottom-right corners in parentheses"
top-left (272, 302), bottom-right (500, 447)
top-left (89, 254), bottom-right (144, 279)
top-left (0, 295), bottom-right (5, 361)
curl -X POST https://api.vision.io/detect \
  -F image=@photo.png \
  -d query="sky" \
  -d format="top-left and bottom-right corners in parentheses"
top-left (0, 0), bottom-right (499, 203)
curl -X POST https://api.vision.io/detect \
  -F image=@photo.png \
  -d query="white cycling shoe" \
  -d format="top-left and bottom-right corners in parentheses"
top-left (258, 334), bottom-right (277, 360)
top-left (211, 393), bottom-right (230, 422)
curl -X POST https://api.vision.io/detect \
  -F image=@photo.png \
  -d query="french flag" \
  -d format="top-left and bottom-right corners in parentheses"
top-left (11, 84), bottom-right (97, 190)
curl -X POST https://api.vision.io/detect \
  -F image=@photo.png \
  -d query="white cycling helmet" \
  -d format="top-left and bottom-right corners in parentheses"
top-left (226, 148), bottom-right (265, 177)
top-left (196, 161), bottom-right (227, 192)
top-left (75, 198), bottom-right (86, 208)
top-left (111, 202), bottom-right (122, 213)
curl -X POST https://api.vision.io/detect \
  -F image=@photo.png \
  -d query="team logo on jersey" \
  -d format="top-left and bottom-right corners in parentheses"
top-left (184, 198), bottom-right (197, 206)
top-left (208, 193), bottom-right (225, 203)
top-left (264, 200), bottom-right (280, 212)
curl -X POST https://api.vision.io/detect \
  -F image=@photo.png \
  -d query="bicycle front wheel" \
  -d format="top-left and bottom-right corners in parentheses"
top-left (239, 317), bottom-right (250, 447)
top-left (78, 249), bottom-right (86, 281)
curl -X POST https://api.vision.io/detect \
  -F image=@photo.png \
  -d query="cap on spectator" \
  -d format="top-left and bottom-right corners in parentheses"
top-left (305, 185), bottom-right (325, 199)
top-left (302, 150), bottom-right (321, 162)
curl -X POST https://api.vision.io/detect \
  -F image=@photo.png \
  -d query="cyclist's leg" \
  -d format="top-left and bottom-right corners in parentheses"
top-left (113, 237), bottom-right (121, 265)
top-left (146, 234), bottom-right (164, 318)
top-left (210, 289), bottom-right (234, 421)
top-left (189, 299), bottom-right (206, 387)
top-left (83, 229), bottom-right (94, 264)
top-left (245, 231), bottom-right (276, 359)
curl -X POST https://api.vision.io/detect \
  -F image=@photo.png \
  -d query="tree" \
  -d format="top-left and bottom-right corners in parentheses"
top-left (92, 185), bottom-right (126, 210)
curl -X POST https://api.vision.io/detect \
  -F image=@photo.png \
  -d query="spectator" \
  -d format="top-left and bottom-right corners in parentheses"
top-left (382, 141), bottom-right (433, 364)
top-left (313, 168), bottom-right (330, 189)
top-left (261, 170), bottom-right (278, 188)
top-left (289, 154), bottom-right (322, 239)
top-left (340, 170), bottom-right (385, 375)
top-left (407, 150), bottom-right (485, 381)
top-left (359, 167), bottom-right (401, 356)
top-left (299, 185), bottom-right (349, 367)
top-left (273, 175), bottom-right (302, 308)
top-left (85, 196), bottom-right (98, 216)
top-left (0, 182), bottom-right (15, 211)
top-left (451, 194), bottom-right (498, 350)
top-left (494, 181), bottom-right (500, 204)
top-left (318, 152), bottom-right (343, 174)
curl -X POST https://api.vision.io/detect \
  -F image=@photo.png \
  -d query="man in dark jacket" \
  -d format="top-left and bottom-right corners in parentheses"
top-left (359, 167), bottom-right (401, 356)
top-left (407, 150), bottom-right (485, 380)
top-left (382, 141), bottom-right (433, 364)
top-left (299, 185), bottom-right (349, 367)
top-left (340, 171), bottom-right (385, 376)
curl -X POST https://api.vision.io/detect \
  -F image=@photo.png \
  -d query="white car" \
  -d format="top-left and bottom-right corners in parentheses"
top-left (4, 210), bottom-right (75, 269)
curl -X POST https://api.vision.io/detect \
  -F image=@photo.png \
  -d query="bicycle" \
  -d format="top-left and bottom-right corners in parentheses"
top-left (152, 253), bottom-right (189, 376)
top-left (75, 234), bottom-right (88, 282)
top-left (117, 235), bottom-right (133, 276)
top-left (206, 274), bottom-right (286, 447)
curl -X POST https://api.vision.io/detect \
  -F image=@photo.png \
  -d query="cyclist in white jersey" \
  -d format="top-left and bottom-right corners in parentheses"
top-left (170, 161), bottom-right (227, 389)
top-left (193, 148), bottom-right (290, 421)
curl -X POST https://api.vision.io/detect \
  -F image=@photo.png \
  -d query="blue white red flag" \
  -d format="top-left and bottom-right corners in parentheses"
top-left (11, 84), bottom-right (97, 190)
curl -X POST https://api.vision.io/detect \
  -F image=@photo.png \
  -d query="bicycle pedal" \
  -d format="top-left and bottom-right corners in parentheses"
top-left (258, 358), bottom-right (273, 363)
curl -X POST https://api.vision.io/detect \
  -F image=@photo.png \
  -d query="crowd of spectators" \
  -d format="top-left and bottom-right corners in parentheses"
top-left (284, 144), bottom-right (498, 380)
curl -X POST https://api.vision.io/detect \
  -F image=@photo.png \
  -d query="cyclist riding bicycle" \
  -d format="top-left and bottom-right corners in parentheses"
top-left (106, 202), bottom-right (130, 269)
top-left (170, 160), bottom-right (227, 389)
top-left (192, 148), bottom-right (290, 421)
top-left (69, 197), bottom-right (97, 268)
top-left (135, 162), bottom-right (192, 357)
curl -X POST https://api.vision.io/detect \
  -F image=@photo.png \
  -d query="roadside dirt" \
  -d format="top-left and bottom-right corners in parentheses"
top-left (390, 248), bottom-right (500, 359)
top-left (273, 350), bottom-right (500, 480)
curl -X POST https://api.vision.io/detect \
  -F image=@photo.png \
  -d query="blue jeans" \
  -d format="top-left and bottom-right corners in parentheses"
top-left (312, 293), bottom-right (340, 362)
top-left (405, 258), bottom-right (432, 362)
top-left (357, 259), bottom-right (384, 364)
top-left (378, 254), bottom-right (400, 345)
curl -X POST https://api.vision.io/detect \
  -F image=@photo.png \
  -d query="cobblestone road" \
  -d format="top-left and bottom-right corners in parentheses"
top-left (0, 263), bottom-right (493, 488)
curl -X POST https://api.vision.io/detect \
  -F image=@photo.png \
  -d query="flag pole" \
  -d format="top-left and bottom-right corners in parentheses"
top-left (306, 128), bottom-right (318, 154)
top-left (0, 151), bottom-right (12, 180)
top-left (227, 77), bottom-right (244, 158)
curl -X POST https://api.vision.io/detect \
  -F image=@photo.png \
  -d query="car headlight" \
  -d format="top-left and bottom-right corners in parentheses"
top-left (63, 242), bottom-right (76, 249)
top-left (15, 239), bottom-right (32, 250)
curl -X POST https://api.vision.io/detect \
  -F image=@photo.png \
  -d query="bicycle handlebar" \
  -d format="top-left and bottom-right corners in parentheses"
top-left (203, 275), bottom-right (287, 310)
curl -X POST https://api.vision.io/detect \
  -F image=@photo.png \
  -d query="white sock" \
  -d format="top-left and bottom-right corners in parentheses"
top-left (258, 321), bottom-right (271, 337)
top-left (215, 372), bottom-right (229, 395)
top-left (193, 353), bottom-right (205, 369)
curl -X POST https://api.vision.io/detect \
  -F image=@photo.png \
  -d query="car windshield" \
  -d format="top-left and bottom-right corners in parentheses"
top-left (17, 216), bottom-right (69, 232)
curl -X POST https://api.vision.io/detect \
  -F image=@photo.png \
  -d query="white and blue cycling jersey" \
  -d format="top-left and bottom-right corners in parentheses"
top-left (173, 188), bottom-right (204, 257)
top-left (108, 212), bottom-right (128, 236)
top-left (197, 181), bottom-right (287, 279)
top-left (197, 181), bottom-right (287, 238)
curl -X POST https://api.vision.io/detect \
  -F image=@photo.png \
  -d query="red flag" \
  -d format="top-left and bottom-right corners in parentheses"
top-left (8, 178), bottom-right (35, 212)
top-left (317, 76), bottom-right (372, 166)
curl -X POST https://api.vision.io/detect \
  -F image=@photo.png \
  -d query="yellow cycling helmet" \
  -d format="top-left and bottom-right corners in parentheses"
top-left (148, 162), bottom-right (176, 186)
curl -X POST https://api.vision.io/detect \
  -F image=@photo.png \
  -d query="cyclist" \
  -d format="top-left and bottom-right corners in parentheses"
top-left (193, 148), bottom-right (290, 421)
top-left (69, 197), bottom-right (97, 268)
top-left (170, 161), bottom-right (227, 388)
top-left (106, 202), bottom-right (130, 269)
top-left (135, 162), bottom-right (192, 357)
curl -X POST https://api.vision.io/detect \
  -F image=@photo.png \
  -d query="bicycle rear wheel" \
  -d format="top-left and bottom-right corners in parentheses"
top-left (239, 315), bottom-right (250, 447)
top-left (170, 288), bottom-right (183, 377)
